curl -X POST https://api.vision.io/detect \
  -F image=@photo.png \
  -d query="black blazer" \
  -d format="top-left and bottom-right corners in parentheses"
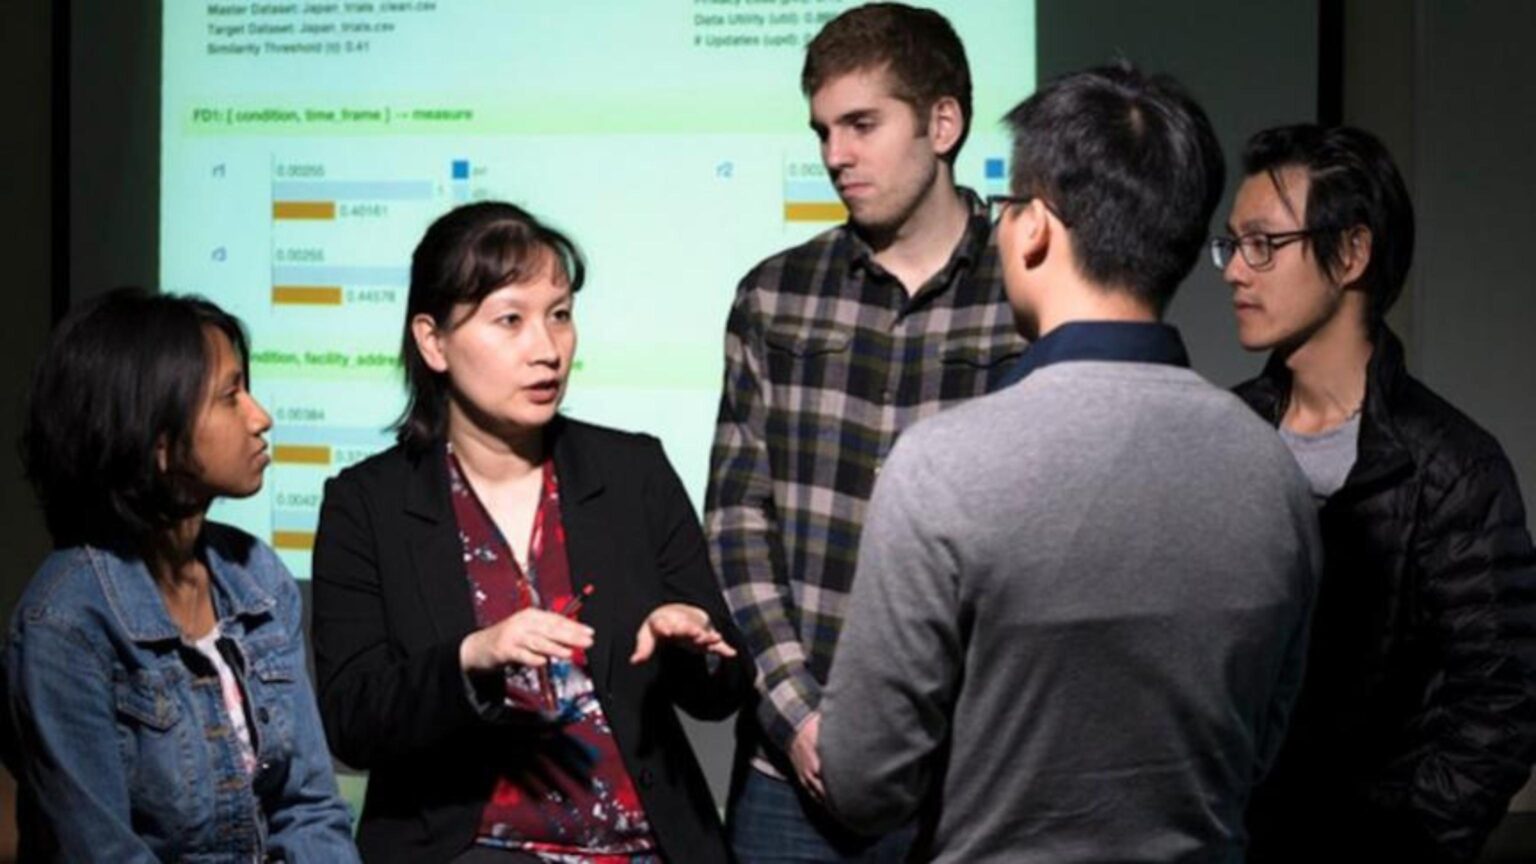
top-left (311, 417), bottom-right (749, 863)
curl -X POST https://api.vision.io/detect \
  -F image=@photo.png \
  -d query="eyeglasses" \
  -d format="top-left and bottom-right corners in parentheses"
top-left (1209, 229), bottom-right (1331, 270)
top-left (987, 194), bottom-right (1033, 222)
top-left (987, 193), bottom-right (1070, 227)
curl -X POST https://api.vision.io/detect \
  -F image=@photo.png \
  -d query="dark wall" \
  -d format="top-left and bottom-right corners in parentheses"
top-left (69, 0), bottom-right (159, 303)
top-left (1340, 1), bottom-right (1536, 546)
top-left (1037, 1), bottom-right (1320, 388)
top-left (0, 0), bottom-right (55, 624)
top-left (1407, 0), bottom-right (1536, 580)
top-left (0, 0), bottom-right (55, 853)
top-left (1364, 1), bottom-right (1536, 814)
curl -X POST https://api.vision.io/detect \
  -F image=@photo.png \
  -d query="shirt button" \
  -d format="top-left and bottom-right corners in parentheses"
top-left (257, 707), bottom-right (270, 724)
top-left (638, 768), bottom-right (655, 789)
top-left (873, 460), bottom-right (883, 476)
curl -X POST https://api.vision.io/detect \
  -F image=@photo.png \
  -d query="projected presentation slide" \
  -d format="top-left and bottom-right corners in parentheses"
top-left (162, 0), bottom-right (1036, 578)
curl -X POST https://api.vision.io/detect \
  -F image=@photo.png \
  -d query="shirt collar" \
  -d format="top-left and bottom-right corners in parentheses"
top-left (844, 186), bottom-right (990, 285)
top-left (996, 320), bottom-right (1190, 390)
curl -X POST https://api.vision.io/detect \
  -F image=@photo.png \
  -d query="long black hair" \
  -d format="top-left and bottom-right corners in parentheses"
top-left (21, 287), bottom-right (251, 551)
top-left (395, 201), bottom-right (585, 451)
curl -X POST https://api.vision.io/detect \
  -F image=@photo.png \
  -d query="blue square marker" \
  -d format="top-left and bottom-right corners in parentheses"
top-left (451, 159), bottom-right (470, 180)
top-left (985, 157), bottom-right (1005, 180)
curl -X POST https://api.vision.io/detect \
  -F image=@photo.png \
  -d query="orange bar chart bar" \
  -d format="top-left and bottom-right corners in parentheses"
top-left (272, 531), bottom-right (316, 551)
top-left (272, 444), bottom-right (331, 465)
top-left (784, 201), bottom-right (847, 223)
top-left (273, 200), bottom-right (336, 220)
top-left (272, 286), bottom-right (343, 306)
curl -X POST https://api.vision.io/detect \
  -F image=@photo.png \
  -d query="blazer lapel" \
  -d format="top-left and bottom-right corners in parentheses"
top-left (402, 444), bottom-right (479, 641)
top-left (550, 419), bottom-right (617, 692)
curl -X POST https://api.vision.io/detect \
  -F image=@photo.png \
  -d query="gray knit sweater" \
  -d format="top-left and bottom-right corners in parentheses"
top-left (819, 360), bottom-right (1323, 863)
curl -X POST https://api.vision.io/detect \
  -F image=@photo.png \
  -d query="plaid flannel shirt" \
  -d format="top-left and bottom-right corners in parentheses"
top-left (705, 190), bottom-right (1027, 758)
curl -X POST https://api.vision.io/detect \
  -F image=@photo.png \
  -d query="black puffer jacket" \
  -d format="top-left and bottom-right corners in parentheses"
top-left (1236, 327), bottom-right (1536, 863)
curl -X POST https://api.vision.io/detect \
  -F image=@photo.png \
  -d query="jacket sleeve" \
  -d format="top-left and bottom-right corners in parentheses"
top-left (311, 470), bottom-right (510, 768)
top-left (818, 440), bottom-right (962, 835)
top-left (704, 281), bottom-right (821, 755)
top-left (1389, 453), bottom-right (1536, 862)
top-left (5, 612), bottom-right (159, 863)
top-left (259, 555), bottom-right (362, 863)
top-left (640, 437), bottom-right (751, 720)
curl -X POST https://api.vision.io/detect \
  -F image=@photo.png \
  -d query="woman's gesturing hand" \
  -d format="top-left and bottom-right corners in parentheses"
top-left (460, 608), bottom-right (595, 671)
top-left (630, 603), bottom-right (738, 665)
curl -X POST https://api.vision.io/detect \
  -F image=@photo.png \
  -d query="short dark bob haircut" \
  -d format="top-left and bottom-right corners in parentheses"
top-left (396, 201), bottom-right (585, 451)
top-left (21, 287), bottom-right (251, 551)
top-left (802, 2), bottom-right (974, 163)
top-left (1004, 62), bottom-right (1225, 312)
top-left (1242, 124), bottom-right (1414, 326)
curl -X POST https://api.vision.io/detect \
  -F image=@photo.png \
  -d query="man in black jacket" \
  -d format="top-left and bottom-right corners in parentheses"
top-left (1214, 123), bottom-right (1536, 863)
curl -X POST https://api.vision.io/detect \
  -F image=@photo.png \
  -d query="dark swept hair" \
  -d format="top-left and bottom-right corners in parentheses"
top-left (1004, 62), bottom-right (1225, 312)
top-left (1242, 124), bottom-right (1414, 325)
top-left (802, 2), bottom-right (973, 163)
top-left (21, 287), bottom-right (251, 550)
top-left (396, 201), bottom-right (585, 451)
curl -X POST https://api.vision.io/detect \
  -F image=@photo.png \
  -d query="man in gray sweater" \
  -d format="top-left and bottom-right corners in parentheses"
top-left (817, 64), bottom-right (1324, 863)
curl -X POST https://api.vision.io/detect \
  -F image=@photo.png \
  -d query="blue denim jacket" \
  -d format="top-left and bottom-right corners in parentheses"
top-left (4, 523), bottom-right (359, 863)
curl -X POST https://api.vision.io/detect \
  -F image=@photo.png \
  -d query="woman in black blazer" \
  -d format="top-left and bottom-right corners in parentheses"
top-left (311, 202), bottom-right (749, 863)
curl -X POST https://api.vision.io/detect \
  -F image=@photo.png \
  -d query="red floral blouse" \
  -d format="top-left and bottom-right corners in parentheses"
top-left (448, 449), bottom-right (660, 864)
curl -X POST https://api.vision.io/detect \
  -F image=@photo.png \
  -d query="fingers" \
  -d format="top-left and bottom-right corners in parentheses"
top-left (523, 632), bottom-right (577, 662)
top-left (467, 604), bottom-right (731, 672)
top-left (463, 609), bottom-right (594, 671)
top-left (516, 610), bottom-right (593, 659)
top-left (645, 605), bottom-right (707, 637)
top-left (703, 637), bottom-right (739, 659)
top-left (688, 618), bottom-right (737, 658)
top-left (630, 604), bottom-right (736, 664)
top-left (791, 714), bottom-right (824, 801)
top-left (688, 621), bottom-right (737, 658)
top-left (801, 768), bottom-right (826, 802)
top-left (630, 620), bottom-right (657, 665)
top-left (535, 611), bottom-right (596, 649)
top-left (504, 645), bottom-right (553, 667)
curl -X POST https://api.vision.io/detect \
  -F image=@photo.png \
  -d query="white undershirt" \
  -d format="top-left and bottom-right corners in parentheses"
top-left (191, 629), bottom-right (258, 775)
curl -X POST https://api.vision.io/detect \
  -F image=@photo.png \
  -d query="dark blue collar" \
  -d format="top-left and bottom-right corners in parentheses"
top-left (995, 321), bottom-right (1190, 390)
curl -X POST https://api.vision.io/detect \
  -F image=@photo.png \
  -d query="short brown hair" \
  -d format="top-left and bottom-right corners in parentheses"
top-left (801, 3), bottom-right (973, 162)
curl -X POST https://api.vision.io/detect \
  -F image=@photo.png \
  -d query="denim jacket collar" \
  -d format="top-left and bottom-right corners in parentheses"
top-left (88, 527), bottom-right (278, 644)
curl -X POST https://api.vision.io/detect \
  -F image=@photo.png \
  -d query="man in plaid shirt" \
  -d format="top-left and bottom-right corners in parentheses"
top-left (704, 4), bottom-right (1025, 860)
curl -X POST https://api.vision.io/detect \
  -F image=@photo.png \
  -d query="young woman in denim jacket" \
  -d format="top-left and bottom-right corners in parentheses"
top-left (5, 289), bottom-right (359, 863)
